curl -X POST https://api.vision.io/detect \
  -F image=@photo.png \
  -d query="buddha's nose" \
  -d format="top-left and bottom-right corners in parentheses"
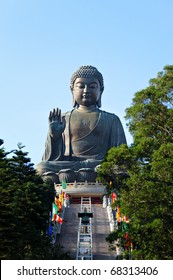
top-left (84, 85), bottom-right (89, 93)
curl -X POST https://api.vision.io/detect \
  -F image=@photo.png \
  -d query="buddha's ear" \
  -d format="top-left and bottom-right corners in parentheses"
top-left (72, 92), bottom-right (78, 108)
top-left (97, 93), bottom-right (102, 108)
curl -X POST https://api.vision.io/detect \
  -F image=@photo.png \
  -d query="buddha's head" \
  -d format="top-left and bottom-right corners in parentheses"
top-left (70, 65), bottom-right (104, 108)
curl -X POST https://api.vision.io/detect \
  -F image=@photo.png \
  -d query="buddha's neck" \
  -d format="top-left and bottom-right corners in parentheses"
top-left (76, 105), bottom-right (99, 113)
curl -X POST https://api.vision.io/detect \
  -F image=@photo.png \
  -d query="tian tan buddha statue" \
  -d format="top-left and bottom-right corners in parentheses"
top-left (36, 65), bottom-right (127, 183)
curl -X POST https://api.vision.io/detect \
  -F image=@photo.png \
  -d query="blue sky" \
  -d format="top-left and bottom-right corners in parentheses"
top-left (0, 0), bottom-right (173, 166)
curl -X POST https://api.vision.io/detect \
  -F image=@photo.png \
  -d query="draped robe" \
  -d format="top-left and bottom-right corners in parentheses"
top-left (37, 109), bottom-right (127, 173)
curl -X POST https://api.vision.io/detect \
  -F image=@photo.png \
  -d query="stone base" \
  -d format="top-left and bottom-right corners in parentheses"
top-left (54, 181), bottom-right (106, 198)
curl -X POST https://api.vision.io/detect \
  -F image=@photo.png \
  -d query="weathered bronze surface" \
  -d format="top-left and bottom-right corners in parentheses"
top-left (36, 66), bottom-right (126, 182)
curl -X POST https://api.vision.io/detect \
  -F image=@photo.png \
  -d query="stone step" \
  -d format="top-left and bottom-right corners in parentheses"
top-left (71, 197), bottom-right (102, 204)
top-left (92, 204), bottom-right (115, 260)
top-left (56, 203), bottom-right (115, 260)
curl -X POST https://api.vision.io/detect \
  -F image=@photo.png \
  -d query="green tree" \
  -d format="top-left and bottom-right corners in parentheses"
top-left (126, 65), bottom-right (173, 159)
top-left (0, 139), bottom-right (17, 258)
top-left (97, 65), bottom-right (173, 260)
top-left (0, 141), bottom-right (56, 259)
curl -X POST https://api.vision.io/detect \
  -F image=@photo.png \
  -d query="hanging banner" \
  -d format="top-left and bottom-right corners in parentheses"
top-left (62, 180), bottom-right (67, 189)
top-left (52, 203), bottom-right (58, 215)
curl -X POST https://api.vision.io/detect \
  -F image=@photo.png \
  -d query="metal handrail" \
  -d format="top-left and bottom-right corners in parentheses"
top-left (76, 197), bottom-right (93, 260)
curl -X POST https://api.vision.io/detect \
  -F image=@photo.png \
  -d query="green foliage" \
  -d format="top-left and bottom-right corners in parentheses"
top-left (0, 140), bottom-right (57, 259)
top-left (98, 66), bottom-right (173, 260)
top-left (125, 65), bottom-right (173, 159)
top-left (97, 144), bottom-right (131, 193)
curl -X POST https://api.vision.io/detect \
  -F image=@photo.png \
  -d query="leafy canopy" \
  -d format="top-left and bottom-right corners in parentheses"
top-left (97, 65), bottom-right (173, 260)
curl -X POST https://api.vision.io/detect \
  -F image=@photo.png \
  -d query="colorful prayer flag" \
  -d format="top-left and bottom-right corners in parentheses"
top-left (116, 206), bottom-right (121, 222)
top-left (62, 180), bottom-right (67, 189)
top-left (52, 203), bottom-right (58, 215)
top-left (112, 192), bottom-right (117, 203)
top-left (56, 215), bottom-right (63, 224)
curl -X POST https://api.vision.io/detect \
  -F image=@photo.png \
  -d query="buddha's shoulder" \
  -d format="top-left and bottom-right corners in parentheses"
top-left (61, 111), bottom-right (71, 119)
top-left (100, 110), bottom-right (120, 121)
top-left (61, 110), bottom-right (120, 122)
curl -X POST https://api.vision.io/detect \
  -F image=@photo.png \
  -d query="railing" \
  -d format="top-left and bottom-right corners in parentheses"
top-left (76, 197), bottom-right (93, 260)
top-left (107, 197), bottom-right (118, 232)
top-left (54, 181), bottom-right (106, 194)
top-left (55, 181), bottom-right (104, 188)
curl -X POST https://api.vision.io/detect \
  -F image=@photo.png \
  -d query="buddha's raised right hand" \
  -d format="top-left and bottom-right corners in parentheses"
top-left (48, 108), bottom-right (65, 138)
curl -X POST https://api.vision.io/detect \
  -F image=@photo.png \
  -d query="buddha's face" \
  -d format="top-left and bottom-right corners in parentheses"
top-left (72, 77), bottom-right (101, 107)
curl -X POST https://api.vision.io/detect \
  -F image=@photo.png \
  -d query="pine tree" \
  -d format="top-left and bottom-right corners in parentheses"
top-left (0, 139), bottom-right (18, 258)
top-left (0, 141), bottom-right (55, 259)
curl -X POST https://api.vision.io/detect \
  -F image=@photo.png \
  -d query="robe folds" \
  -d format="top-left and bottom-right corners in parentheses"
top-left (42, 109), bottom-right (127, 163)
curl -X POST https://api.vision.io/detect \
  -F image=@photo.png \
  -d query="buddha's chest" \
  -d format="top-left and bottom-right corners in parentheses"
top-left (70, 111), bottom-right (100, 140)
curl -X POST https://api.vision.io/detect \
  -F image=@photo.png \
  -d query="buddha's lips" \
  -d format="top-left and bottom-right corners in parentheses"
top-left (82, 94), bottom-right (91, 98)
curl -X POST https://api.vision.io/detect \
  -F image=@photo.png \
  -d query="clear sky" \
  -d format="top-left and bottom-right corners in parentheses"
top-left (0, 0), bottom-right (173, 166)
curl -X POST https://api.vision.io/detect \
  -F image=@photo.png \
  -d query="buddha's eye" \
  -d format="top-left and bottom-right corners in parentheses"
top-left (89, 83), bottom-right (97, 89)
top-left (76, 83), bottom-right (85, 89)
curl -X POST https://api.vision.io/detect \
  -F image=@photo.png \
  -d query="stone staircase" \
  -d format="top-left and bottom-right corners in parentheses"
top-left (92, 204), bottom-right (115, 260)
top-left (56, 202), bottom-right (115, 260)
top-left (56, 204), bottom-right (80, 259)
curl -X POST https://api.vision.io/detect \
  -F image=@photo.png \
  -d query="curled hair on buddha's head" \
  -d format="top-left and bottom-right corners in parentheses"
top-left (70, 65), bottom-right (104, 108)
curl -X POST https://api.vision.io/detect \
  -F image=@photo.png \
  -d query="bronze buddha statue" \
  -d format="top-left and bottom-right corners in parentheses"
top-left (36, 66), bottom-right (126, 182)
